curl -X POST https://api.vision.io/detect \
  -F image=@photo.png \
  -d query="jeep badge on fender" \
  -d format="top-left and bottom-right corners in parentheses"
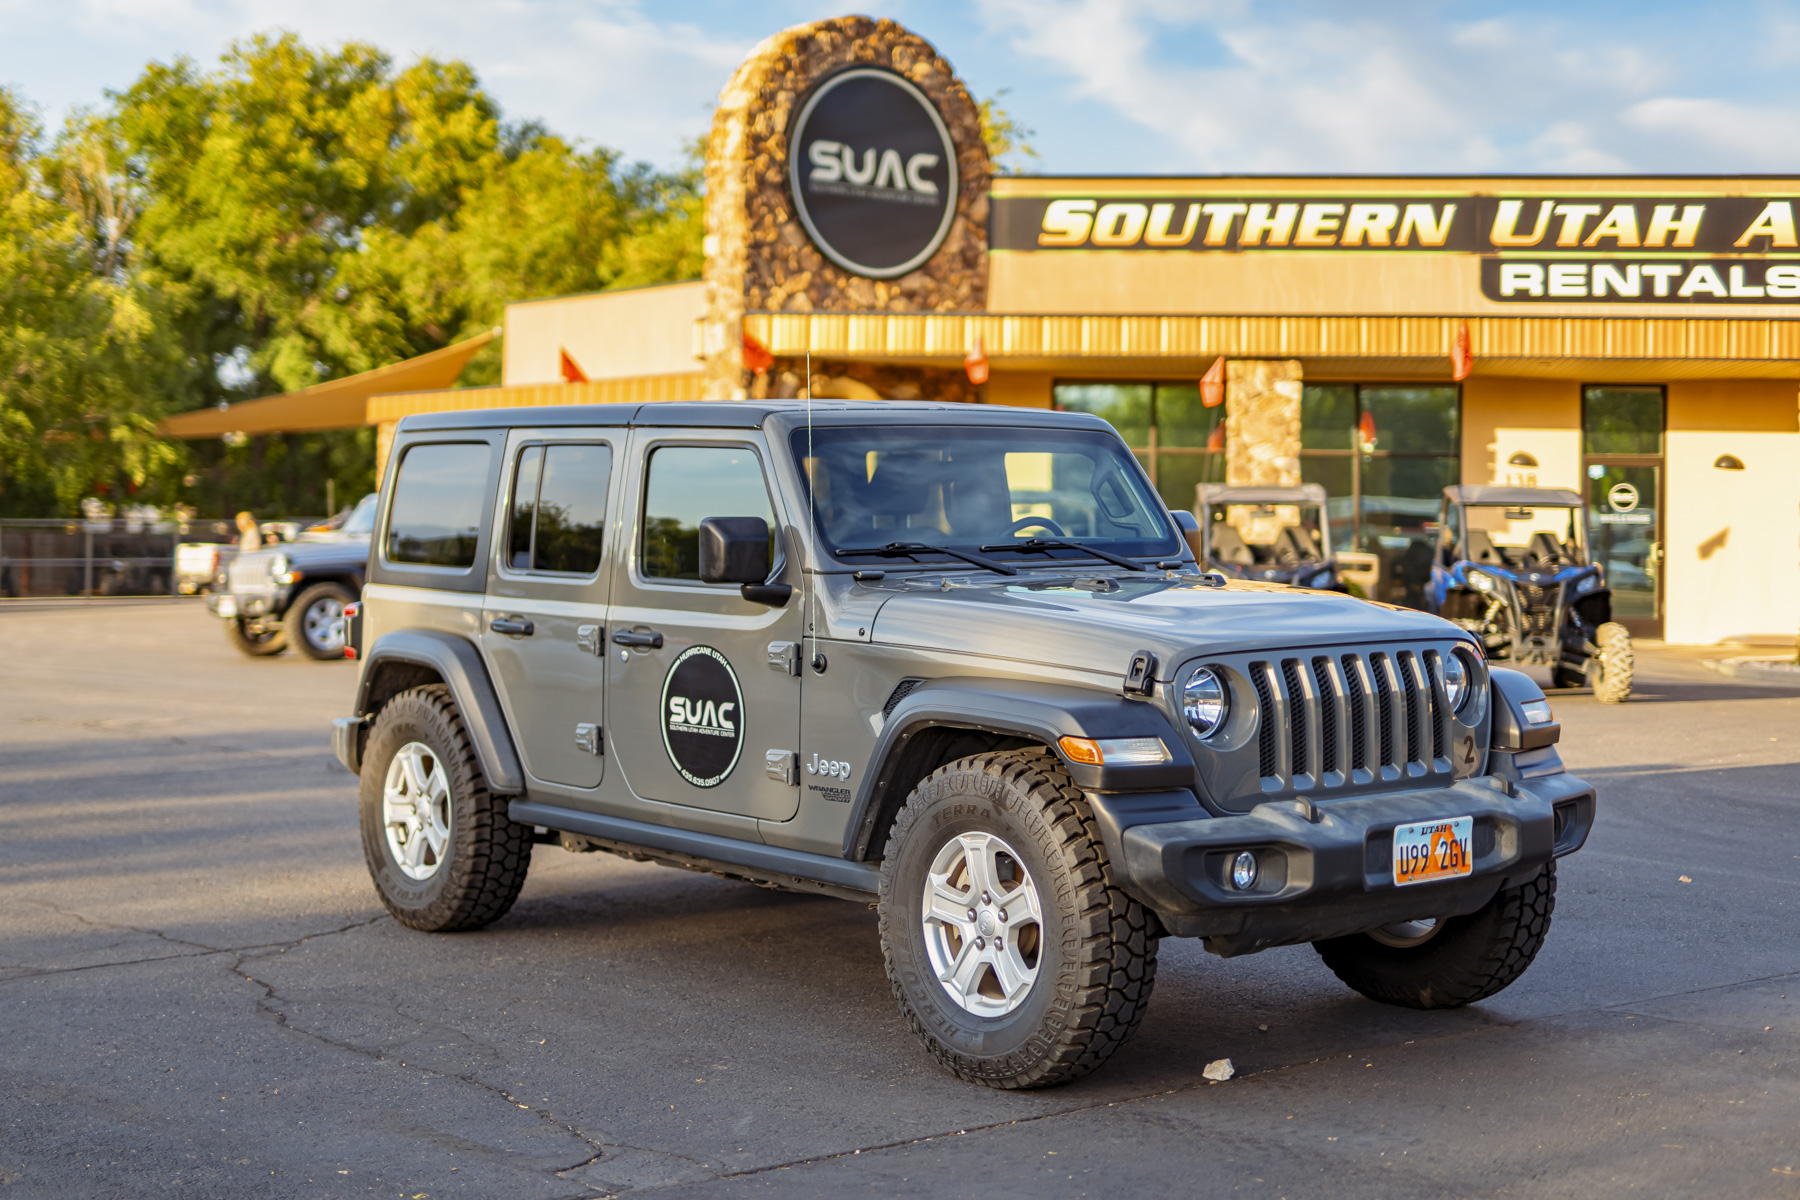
top-left (336, 398), bottom-right (1596, 1091)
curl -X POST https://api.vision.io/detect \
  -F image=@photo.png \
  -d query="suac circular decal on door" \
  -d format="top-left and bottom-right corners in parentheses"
top-left (660, 645), bottom-right (745, 788)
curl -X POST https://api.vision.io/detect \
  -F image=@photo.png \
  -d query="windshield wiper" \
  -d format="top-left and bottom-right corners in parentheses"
top-left (834, 542), bottom-right (1018, 576)
top-left (978, 538), bottom-right (1151, 572)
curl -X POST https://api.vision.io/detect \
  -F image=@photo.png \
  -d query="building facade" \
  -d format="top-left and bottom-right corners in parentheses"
top-left (223, 15), bottom-right (1800, 645)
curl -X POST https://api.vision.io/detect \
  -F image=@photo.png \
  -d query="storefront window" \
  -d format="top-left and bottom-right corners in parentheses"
top-left (1300, 384), bottom-right (1460, 607)
top-left (1583, 386), bottom-right (1663, 456)
top-left (1052, 381), bottom-right (1223, 511)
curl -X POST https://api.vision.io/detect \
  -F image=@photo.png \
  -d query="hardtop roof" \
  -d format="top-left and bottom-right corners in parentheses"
top-left (1196, 483), bottom-right (1329, 505)
top-left (394, 398), bottom-right (1114, 434)
top-left (1444, 484), bottom-right (1586, 507)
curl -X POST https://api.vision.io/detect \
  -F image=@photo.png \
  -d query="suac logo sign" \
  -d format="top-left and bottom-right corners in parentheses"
top-left (788, 67), bottom-right (958, 279)
top-left (660, 645), bottom-right (744, 788)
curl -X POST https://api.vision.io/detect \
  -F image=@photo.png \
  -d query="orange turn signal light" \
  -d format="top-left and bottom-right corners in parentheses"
top-left (1058, 736), bottom-right (1103, 764)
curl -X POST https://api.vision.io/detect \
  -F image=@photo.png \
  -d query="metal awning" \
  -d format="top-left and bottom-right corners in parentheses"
top-left (159, 329), bottom-right (497, 438)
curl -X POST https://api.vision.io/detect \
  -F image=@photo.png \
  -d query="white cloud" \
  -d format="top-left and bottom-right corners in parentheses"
top-left (972, 0), bottom-right (1797, 173)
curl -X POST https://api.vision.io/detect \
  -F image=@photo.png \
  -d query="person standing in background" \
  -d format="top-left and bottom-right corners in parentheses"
top-left (235, 511), bottom-right (262, 552)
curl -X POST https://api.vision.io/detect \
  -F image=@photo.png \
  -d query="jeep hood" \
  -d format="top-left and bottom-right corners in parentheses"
top-left (869, 576), bottom-right (1463, 680)
top-left (240, 537), bottom-right (369, 567)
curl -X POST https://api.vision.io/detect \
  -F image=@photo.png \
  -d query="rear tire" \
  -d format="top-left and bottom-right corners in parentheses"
top-left (1313, 861), bottom-right (1556, 1009)
top-left (224, 616), bottom-right (286, 656)
top-left (1593, 622), bottom-right (1634, 703)
top-left (359, 684), bottom-right (531, 932)
top-left (286, 581), bottom-right (355, 660)
top-left (877, 749), bottom-right (1158, 1089)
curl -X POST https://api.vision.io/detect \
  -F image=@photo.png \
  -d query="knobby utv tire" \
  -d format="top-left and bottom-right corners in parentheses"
top-left (359, 684), bottom-right (531, 932)
top-left (224, 615), bottom-right (285, 657)
top-left (1313, 861), bottom-right (1557, 1009)
top-left (1594, 622), bottom-right (1634, 704)
top-left (878, 749), bottom-right (1158, 1089)
top-left (286, 581), bottom-right (355, 661)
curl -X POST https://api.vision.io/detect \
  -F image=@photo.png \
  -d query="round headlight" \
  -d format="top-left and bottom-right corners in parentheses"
top-left (267, 552), bottom-right (289, 577)
top-left (1442, 652), bottom-right (1471, 713)
top-left (1183, 668), bottom-right (1229, 737)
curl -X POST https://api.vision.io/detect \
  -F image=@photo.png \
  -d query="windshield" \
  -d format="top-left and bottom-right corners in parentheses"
top-left (790, 425), bottom-right (1180, 562)
top-left (341, 493), bottom-right (378, 536)
top-left (1452, 503), bottom-right (1586, 569)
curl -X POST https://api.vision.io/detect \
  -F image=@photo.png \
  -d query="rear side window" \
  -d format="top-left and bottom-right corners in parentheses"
top-left (641, 445), bottom-right (776, 580)
top-left (507, 443), bottom-right (612, 575)
top-left (386, 442), bottom-right (493, 568)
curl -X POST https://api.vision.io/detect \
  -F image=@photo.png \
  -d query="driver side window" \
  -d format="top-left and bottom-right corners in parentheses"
top-left (640, 445), bottom-right (776, 580)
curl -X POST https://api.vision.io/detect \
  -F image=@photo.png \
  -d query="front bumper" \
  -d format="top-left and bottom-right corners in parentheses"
top-left (206, 590), bottom-right (283, 620)
top-left (1095, 773), bottom-right (1595, 956)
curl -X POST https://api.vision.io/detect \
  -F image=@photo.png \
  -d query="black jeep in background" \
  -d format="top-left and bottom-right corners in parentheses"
top-left (207, 494), bottom-right (375, 659)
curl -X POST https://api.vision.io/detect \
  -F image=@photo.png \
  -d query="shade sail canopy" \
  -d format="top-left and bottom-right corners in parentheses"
top-left (159, 329), bottom-right (497, 438)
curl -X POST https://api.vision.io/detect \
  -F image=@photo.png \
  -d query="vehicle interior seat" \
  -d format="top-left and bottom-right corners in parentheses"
top-left (1273, 525), bottom-right (1321, 566)
top-left (1463, 527), bottom-right (1510, 566)
top-left (1526, 531), bottom-right (1567, 569)
top-left (1208, 521), bottom-right (1256, 567)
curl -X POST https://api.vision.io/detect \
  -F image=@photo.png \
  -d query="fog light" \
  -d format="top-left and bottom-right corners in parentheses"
top-left (1231, 850), bottom-right (1259, 891)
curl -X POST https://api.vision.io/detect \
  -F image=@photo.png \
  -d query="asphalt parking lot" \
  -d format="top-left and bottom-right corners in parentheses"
top-left (1, 601), bottom-right (1796, 1198)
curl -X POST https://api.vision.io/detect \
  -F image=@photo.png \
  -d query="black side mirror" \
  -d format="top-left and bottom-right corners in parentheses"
top-left (698, 517), bottom-right (791, 606)
top-left (1170, 509), bottom-right (1203, 561)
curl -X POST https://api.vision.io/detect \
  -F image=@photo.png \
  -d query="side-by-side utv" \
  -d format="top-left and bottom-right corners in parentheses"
top-left (1194, 483), bottom-right (1346, 591)
top-left (1426, 485), bottom-right (1633, 702)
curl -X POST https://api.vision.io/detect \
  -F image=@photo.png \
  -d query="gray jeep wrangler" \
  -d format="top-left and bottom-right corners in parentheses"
top-left (333, 400), bottom-right (1595, 1089)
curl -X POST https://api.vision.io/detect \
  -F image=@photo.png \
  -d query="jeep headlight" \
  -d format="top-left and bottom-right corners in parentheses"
top-left (1467, 570), bottom-right (1496, 594)
top-left (267, 553), bottom-right (289, 579)
top-left (1441, 651), bottom-right (1471, 713)
top-left (1183, 667), bottom-right (1229, 737)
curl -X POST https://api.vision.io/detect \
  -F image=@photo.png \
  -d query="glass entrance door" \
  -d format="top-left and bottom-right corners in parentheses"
top-left (1582, 385), bottom-right (1665, 639)
top-left (1585, 462), bottom-right (1661, 638)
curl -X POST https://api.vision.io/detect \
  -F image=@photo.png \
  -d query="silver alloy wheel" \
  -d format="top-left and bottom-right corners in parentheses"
top-left (383, 741), bottom-right (452, 881)
top-left (1369, 917), bottom-right (1443, 949)
top-left (921, 831), bottom-right (1044, 1017)
top-left (302, 596), bottom-right (347, 654)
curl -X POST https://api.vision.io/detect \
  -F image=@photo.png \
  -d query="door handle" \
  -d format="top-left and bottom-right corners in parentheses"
top-left (489, 617), bottom-right (535, 636)
top-left (611, 629), bottom-right (663, 649)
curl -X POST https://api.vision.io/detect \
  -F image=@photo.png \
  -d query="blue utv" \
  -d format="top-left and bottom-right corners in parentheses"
top-left (1426, 485), bottom-right (1633, 702)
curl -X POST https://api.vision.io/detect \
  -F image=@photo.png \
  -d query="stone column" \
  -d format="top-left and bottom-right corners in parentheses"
top-left (699, 17), bottom-right (990, 400)
top-left (1225, 360), bottom-right (1303, 486)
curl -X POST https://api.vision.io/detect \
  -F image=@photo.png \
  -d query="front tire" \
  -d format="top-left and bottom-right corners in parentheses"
top-left (286, 581), bottom-right (355, 660)
top-left (1593, 622), bottom-right (1633, 703)
top-left (877, 749), bottom-right (1158, 1089)
top-left (1313, 861), bottom-right (1557, 1009)
top-left (359, 684), bottom-right (531, 932)
top-left (224, 616), bottom-right (286, 656)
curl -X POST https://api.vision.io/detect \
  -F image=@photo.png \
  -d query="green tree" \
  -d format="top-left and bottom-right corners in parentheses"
top-left (979, 92), bottom-right (1038, 175)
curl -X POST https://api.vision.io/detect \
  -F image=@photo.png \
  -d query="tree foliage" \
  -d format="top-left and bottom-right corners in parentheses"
top-left (0, 35), bottom-right (704, 517)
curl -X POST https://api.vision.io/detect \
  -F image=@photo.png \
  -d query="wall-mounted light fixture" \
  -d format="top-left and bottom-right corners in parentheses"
top-left (1713, 454), bottom-right (1745, 470)
top-left (1508, 451), bottom-right (1539, 468)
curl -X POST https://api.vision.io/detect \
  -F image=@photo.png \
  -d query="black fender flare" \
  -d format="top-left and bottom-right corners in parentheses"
top-left (354, 629), bottom-right (524, 795)
top-left (843, 677), bottom-right (1197, 861)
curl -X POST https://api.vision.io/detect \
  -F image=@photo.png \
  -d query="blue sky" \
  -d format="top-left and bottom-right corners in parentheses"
top-left (5, 1), bottom-right (1800, 175)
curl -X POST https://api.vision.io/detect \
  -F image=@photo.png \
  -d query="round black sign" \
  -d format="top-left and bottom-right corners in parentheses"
top-left (788, 67), bottom-right (959, 279)
top-left (660, 645), bottom-right (745, 788)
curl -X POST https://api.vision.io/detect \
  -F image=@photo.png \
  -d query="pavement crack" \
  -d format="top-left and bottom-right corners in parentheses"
top-left (17, 896), bottom-right (226, 954)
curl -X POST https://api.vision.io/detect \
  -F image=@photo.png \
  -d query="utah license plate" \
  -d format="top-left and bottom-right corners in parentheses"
top-left (1392, 816), bottom-right (1474, 887)
top-left (216, 595), bottom-right (237, 619)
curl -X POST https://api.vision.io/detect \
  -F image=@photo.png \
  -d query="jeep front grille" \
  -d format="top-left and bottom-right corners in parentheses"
top-left (1250, 650), bottom-right (1454, 793)
top-left (226, 556), bottom-right (277, 595)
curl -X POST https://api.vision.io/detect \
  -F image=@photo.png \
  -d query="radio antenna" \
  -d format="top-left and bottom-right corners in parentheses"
top-left (805, 344), bottom-right (816, 671)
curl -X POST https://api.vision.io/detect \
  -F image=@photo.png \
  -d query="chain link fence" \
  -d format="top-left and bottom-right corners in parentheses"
top-left (0, 518), bottom-right (242, 598)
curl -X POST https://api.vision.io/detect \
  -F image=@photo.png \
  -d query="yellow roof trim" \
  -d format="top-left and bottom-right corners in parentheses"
top-left (743, 311), bottom-right (1800, 371)
top-left (159, 330), bottom-right (498, 438)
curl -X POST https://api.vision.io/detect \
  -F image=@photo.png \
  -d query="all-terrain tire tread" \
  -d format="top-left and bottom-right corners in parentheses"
top-left (878, 749), bottom-right (1158, 1089)
top-left (370, 685), bottom-right (531, 932)
top-left (1315, 862), bottom-right (1557, 1009)
top-left (1594, 622), bottom-right (1634, 704)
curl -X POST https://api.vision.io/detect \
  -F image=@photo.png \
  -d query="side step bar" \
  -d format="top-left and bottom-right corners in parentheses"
top-left (508, 800), bottom-right (880, 902)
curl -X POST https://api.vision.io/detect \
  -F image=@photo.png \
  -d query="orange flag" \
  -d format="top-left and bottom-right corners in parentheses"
top-left (1200, 355), bottom-right (1226, 407)
top-left (560, 348), bottom-right (588, 383)
top-left (1450, 320), bottom-right (1473, 381)
top-left (964, 335), bottom-right (989, 385)
top-left (742, 331), bottom-right (774, 375)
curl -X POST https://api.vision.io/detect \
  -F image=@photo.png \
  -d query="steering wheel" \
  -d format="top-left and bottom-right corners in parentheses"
top-left (1005, 515), bottom-right (1067, 537)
